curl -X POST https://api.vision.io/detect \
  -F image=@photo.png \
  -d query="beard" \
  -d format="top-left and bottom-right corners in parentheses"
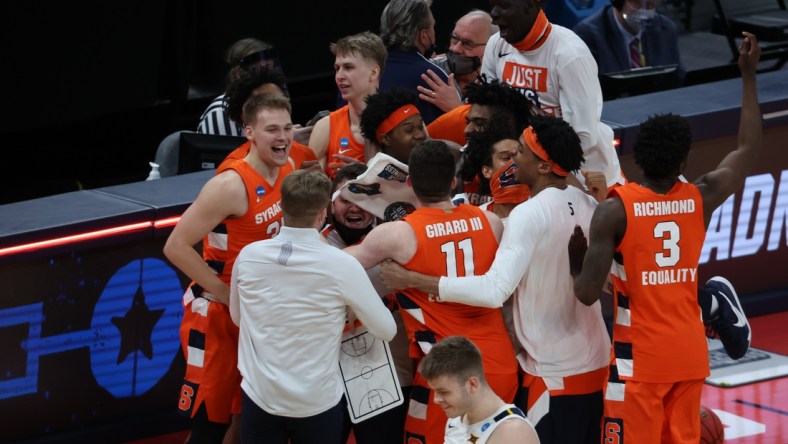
top-left (333, 219), bottom-right (374, 246)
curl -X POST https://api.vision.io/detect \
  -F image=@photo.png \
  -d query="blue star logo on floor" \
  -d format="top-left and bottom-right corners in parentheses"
top-left (91, 258), bottom-right (183, 397)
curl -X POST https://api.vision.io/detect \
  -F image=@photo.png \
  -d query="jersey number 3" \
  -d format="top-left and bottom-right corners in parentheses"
top-left (654, 221), bottom-right (680, 267)
top-left (440, 239), bottom-right (475, 277)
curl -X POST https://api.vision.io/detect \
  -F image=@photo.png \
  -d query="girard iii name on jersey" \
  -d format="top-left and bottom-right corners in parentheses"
top-left (424, 216), bottom-right (485, 238)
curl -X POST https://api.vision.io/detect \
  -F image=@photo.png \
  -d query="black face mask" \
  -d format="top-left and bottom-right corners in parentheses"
top-left (333, 219), bottom-right (374, 246)
top-left (446, 51), bottom-right (481, 76)
top-left (423, 37), bottom-right (437, 58)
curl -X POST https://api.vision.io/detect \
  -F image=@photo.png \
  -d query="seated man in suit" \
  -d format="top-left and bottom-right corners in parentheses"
top-left (574, 0), bottom-right (685, 83)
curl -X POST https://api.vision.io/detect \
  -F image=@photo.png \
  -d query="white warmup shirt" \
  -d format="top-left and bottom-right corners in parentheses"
top-left (482, 26), bottom-right (624, 188)
top-left (439, 186), bottom-right (610, 378)
top-left (230, 226), bottom-right (396, 417)
top-left (444, 404), bottom-right (537, 444)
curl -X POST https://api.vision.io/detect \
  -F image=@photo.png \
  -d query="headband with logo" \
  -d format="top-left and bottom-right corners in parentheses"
top-left (375, 104), bottom-right (420, 141)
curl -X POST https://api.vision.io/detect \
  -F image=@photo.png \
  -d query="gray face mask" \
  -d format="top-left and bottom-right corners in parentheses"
top-left (623, 7), bottom-right (656, 32)
top-left (446, 51), bottom-right (481, 76)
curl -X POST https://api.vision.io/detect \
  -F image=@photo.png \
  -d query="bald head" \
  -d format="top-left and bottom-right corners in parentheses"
top-left (449, 9), bottom-right (496, 60)
top-left (460, 10), bottom-right (497, 36)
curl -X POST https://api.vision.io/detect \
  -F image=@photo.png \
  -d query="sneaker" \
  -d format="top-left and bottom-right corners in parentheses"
top-left (705, 276), bottom-right (751, 360)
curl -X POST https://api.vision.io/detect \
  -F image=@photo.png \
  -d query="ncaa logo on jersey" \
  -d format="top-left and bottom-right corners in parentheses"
top-left (340, 137), bottom-right (349, 148)
top-left (256, 186), bottom-right (266, 202)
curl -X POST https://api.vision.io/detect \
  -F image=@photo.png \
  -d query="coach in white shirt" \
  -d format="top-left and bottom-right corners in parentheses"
top-left (230, 170), bottom-right (397, 444)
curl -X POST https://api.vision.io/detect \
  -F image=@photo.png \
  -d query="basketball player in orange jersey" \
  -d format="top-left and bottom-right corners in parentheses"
top-left (345, 140), bottom-right (519, 444)
top-left (218, 66), bottom-right (317, 170)
top-left (429, 79), bottom-right (533, 206)
top-left (163, 93), bottom-right (299, 444)
top-left (380, 116), bottom-right (611, 444)
top-left (309, 31), bottom-right (387, 177)
top-left (569, 32), bottom-right (761, 444)
top-left (360, 87), bottom-right (429, 164)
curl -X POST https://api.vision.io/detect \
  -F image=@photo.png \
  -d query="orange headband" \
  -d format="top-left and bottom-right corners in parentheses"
top-left (522, 126), bottom-right (569, 177)
top-left (376, 104), bottom-right (420, 141)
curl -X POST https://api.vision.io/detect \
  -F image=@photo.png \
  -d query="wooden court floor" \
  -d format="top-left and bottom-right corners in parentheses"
top-left (700, 310), bottom-right (788, 443)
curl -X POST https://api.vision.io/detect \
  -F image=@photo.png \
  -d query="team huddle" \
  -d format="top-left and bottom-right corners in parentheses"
top-left (163, 0), bottom-right (762, 443)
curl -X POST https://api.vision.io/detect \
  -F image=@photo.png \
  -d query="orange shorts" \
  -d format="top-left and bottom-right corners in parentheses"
top-left (177, 292), bottom-right (241, 424)
top-left (603, 374), bottom-right (704, 444)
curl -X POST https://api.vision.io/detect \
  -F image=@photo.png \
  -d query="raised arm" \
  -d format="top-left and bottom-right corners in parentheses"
top-left (572, 197), bottom-right (626, 305)
top-left (695, 32), bottom-right (762, 219)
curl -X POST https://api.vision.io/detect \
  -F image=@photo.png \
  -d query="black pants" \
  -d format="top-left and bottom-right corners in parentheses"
top-left (240, 390), bottom-right (344, 444)
top-left (188, 404), bottom-right (229, 444)
top-left (515, 388), bottom-right (603, 444)
top-left (342, 386), bottom-right (411, 444)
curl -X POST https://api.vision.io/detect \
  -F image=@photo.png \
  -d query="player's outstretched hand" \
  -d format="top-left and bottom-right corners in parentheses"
top-left (568, 225), bottom-right (588, 277)
top-left (328, 154), bottom-right (363, 175)
top-left (299, 160), bottom-right (323, 173)
top-left (737, 32), bottom-right (760, 76)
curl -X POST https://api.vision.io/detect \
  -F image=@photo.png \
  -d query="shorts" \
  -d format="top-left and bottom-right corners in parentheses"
top-left (177, 289), bottom-right (241, 424)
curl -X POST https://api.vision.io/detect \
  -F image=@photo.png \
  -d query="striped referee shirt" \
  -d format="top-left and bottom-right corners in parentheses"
top-left (197, 94), bottom-right (243, 136)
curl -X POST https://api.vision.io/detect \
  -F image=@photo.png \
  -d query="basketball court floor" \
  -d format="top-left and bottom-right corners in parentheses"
top-left (700, 310), bottom-right (788, 443)
top-left (128, 310), bottom-right (788, 444)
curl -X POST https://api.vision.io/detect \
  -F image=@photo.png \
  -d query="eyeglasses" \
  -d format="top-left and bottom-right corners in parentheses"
top-left (449, 34), bottom-right (487, 51)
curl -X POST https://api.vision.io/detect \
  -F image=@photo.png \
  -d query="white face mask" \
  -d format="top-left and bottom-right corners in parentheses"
top-left (622, 6), bottom-right (656, 32)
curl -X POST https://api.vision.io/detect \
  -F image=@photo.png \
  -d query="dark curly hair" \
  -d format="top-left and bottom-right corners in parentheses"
top-left (530, 115), bottom-right (584, 174)
top-left (464, 77), bottom-right (533, 135)
top-left (459, 119), bottom-right (518, 192)
top-left (634, 113), bottom-right (692, 179)
top-left (360, 87), bottom-right (420, 142)
top-left (224, 66), bottom-right (289, 124)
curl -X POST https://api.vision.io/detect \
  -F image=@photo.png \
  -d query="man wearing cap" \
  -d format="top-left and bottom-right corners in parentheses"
top-left (380, 115), bottom-right (610, 444)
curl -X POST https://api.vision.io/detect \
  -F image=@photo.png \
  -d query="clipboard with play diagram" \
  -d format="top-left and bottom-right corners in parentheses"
top-left (339, 326), bottom-right (404, 423)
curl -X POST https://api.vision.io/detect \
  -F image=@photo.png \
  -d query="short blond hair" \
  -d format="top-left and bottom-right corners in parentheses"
top-left (281, 170), bottom-right (331, 226)
top-left (331, 31), bottom-right (387, 74)
top-left (242, 93), bottom-right (292, 127)
top-left (419, 336), bottom-right (486, 384)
